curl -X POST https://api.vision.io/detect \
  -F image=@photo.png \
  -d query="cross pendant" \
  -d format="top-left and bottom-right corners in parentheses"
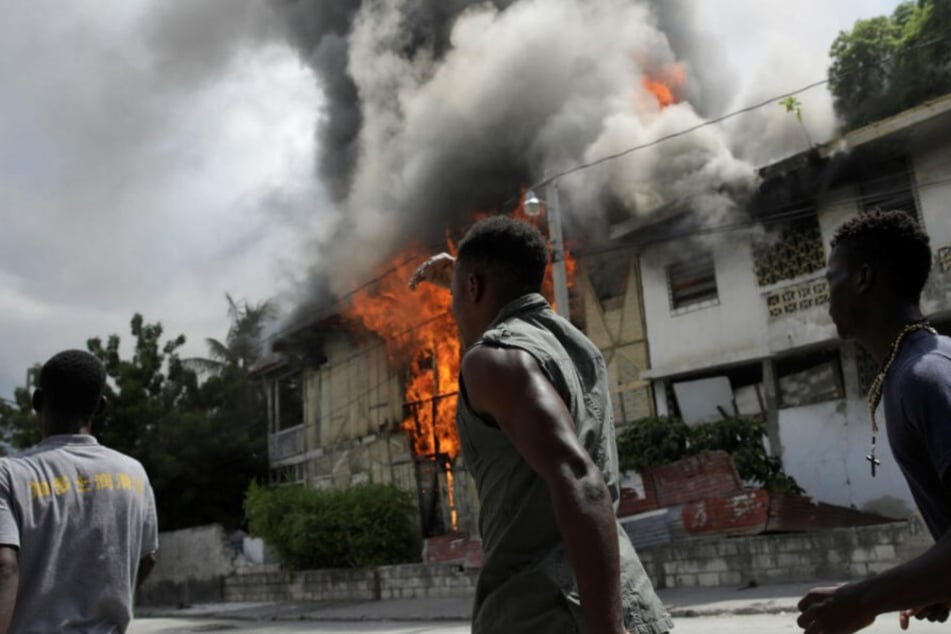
top-left (866, 452), bottom-right (881, 477)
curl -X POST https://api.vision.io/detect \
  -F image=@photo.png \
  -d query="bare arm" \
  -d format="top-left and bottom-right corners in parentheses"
top-left (0, 547), bottom-right (18, 634)
top-left (798, 529), bottom-right (951, 633)
top-left (408, 253), bottom-right (454, 290)
top-left (462, 346), bottom-right (626, 634)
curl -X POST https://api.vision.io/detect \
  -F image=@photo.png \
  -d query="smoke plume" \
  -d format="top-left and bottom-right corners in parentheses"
top-left (272, 0), bottom-right (764, 309)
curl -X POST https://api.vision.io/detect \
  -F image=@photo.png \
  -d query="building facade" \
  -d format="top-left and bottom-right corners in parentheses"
top-left (632, 95), bottom-right (951, 518)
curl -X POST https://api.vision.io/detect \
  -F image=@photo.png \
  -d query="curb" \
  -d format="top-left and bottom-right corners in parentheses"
top-left (138, 599), bottom-right (803, 622)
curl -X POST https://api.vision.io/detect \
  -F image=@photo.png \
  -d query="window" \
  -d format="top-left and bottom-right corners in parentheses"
top-left (275, 374), bottom-right (303, 431)
top-left (775, 349), bottom-right (845, 409)
top-left (269, 462), bottom-right (305, 485)
top-left (860, 158), bottom-right (918, 217)
top-left (667, 254), bottom-right (718, 313)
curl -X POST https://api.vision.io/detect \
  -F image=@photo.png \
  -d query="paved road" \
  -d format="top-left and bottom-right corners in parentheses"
top-left (130, 613), bottom-right (949, 633)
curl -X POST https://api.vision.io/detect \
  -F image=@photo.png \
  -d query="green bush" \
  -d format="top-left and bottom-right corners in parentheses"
top-left (616, 416), bottom-right (689, 473)
top-left (244, 481), bottom-right (420, 570)
top-left (616, 416), bottom-right (804, 494)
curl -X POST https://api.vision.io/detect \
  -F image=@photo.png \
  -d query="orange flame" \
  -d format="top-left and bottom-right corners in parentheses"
top-left (642, 63), bottom-right (686, 109)
top-left (344, 205), bottom-right (577, 531)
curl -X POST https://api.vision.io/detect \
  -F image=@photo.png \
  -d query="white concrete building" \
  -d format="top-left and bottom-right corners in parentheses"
top-left (629, 95), bottom-right (951, 519)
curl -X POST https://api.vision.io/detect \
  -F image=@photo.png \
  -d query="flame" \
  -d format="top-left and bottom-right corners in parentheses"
top-left (445, 461), bottom-right (458, 529)
top-left (344, 206), bottom-right (577, 533)
top-left (642, 63), bottom-right (685, 109)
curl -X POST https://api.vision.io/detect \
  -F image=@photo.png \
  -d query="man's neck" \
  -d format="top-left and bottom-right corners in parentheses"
top-left (859, 302), bottom-right (925, 365)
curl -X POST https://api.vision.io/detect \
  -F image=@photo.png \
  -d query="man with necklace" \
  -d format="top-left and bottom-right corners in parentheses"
top-left (798, 210), bottom-right (951, 633)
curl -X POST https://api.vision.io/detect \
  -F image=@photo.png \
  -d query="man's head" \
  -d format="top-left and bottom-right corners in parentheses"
top-left (827, 209), bottom-right (932, 339)
top-left (32, 349), bottom-right (106, 435)
top-left (451, 215), bottom-right (549, 346)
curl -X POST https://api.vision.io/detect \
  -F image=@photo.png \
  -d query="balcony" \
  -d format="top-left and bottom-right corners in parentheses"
top-left (269, 424), bottom-right (305, 464)
top-left (763, 273), bottom-right (836, 351)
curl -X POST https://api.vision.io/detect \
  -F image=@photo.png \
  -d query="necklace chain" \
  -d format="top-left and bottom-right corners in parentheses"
top-left (867, 321), bottom-right (938, 434)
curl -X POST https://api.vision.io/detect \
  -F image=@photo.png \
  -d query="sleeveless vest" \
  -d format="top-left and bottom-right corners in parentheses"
top-left (457, 293), bottom-right (672, 634)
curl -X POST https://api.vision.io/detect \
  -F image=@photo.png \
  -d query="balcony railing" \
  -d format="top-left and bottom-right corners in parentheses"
top-left (269, 424), bottom-right (305, 463)
top-left (763, 274), bottom-right (829, 321)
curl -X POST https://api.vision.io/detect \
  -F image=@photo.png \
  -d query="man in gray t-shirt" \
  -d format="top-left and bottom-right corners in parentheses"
top-left (0, 350), bottom-right (158, 633)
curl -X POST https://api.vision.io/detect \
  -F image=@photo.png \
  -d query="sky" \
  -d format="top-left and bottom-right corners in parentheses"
top-left (0, 0), bottom-right (903, 400)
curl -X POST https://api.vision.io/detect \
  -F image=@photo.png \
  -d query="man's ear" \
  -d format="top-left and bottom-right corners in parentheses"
top-left (31, 389), bottom-right (43, 413)
top-left (856, 262), bottom-right (875, 294)
top-left (466, 271), bottom-right (484, 303)
top-left (95, 396), bottom-right (107, 417)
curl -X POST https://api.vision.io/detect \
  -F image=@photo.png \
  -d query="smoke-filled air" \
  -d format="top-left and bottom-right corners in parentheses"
top-left (272, 0), bottom-right (760, 308)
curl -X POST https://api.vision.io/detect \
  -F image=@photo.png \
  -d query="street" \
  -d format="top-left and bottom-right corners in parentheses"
top-left (130, 614), bottom-right (949, 633)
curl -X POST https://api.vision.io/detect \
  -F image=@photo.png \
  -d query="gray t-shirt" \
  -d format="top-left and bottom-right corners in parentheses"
top-left (0, 434), bottom-right (158, 633)
top-left (884, 331), bottom-right (951, 540)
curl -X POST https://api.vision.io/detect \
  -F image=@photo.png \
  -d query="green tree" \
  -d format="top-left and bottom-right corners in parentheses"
top-left (829, 0), bottom-right (951, 130)
top-left (186, 294), bottom-right (274, 373)
top-left (0, 366), bottom-right (41, 450)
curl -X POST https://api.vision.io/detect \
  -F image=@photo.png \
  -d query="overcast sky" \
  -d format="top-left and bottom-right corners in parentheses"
top-left (0, 0), bottom-right (902, 400)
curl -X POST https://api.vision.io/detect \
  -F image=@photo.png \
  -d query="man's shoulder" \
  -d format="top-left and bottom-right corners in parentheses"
top-left (895, 338), bottom-right (951, 387)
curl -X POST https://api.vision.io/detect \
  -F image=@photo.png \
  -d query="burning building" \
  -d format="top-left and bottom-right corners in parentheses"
top-left (251, 0), bottom-right (804, 556)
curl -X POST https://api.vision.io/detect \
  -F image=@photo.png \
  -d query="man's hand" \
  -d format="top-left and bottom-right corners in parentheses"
top-left (798, 584), bottom-right (876, 634)
top-left (900, 603), bottom-right (951, 630)
top-left (408, 253), bottom-right (455, 291)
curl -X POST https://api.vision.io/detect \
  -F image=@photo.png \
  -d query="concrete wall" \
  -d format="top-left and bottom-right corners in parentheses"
top-left (215, 523), bottom-right (929, 602)
top-left (914, 140), bottom-right (951, 317)
top-left (138, 525), bottom-right (248, 605)
top-left (223, 563), bottom-right (479, 603)
top-left (637, 521), bottom-right (929, 589)
top-left (777, 399), bottom-right (915, 518)
top-left (641, 234), bottom-right (769, 375)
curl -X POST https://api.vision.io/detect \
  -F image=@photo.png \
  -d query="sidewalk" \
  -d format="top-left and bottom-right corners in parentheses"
top-left (137, 581), bottom-right (834, 622)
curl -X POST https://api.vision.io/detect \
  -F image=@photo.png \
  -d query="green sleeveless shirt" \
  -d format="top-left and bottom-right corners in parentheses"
top-left (458, 294), bottom-right (672, 634)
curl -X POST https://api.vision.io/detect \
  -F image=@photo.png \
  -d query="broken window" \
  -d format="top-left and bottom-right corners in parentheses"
top-left (667, 253), bottom-right (718, 313)
top-left (752, 215), bottom-right (826, 287)
top-left (667, 363), bottom-right (764, 424)
top-left (775, 349), bottom-right (845, 408)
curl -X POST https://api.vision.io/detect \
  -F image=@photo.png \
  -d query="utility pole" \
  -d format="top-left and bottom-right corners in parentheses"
top-left (525, 180), bottom-right (570, 319)
top-left (545, 181), bottom-right (571, 319)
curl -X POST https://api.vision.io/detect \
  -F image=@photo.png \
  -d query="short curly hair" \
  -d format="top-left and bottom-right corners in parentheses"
top-left (831, 209), bottom-right (932, 301)
top-left (38, 349), bottom-right (106, 420)
top-left (457, 215), bottom-right (549, 297)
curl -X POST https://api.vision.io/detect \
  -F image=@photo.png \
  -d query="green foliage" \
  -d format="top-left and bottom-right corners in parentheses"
top-left (244, 482), bottom-right (420, 570)
top-left (0, 365), bottom-right (42, 450)
top-left (829, 0), bottom-right (951, 130)
top-left (779, 96), bottom-right (804, 124)
top-left (616, 416), bottom-right (688, 473)
top-left (616, 415), bottom-right (804, 494)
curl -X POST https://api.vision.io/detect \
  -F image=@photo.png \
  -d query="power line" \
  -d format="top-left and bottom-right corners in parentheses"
top-left (258, 29), bottom-right (951, 350)
top-left (266, 173), bottom-right (951, 434)
top-left (530, 25), bottom-right (951, 189)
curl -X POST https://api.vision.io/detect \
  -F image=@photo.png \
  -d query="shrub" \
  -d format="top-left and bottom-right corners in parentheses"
top-left (616, 416), bottom-right (689, 472)
top-left (244, 481), bottom-right (420, 570)
top-left (616, 415), bottom-right (804, 494)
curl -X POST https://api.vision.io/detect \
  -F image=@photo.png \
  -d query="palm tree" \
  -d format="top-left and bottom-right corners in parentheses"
top-left (186, 294), bottom-right (275, 374)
